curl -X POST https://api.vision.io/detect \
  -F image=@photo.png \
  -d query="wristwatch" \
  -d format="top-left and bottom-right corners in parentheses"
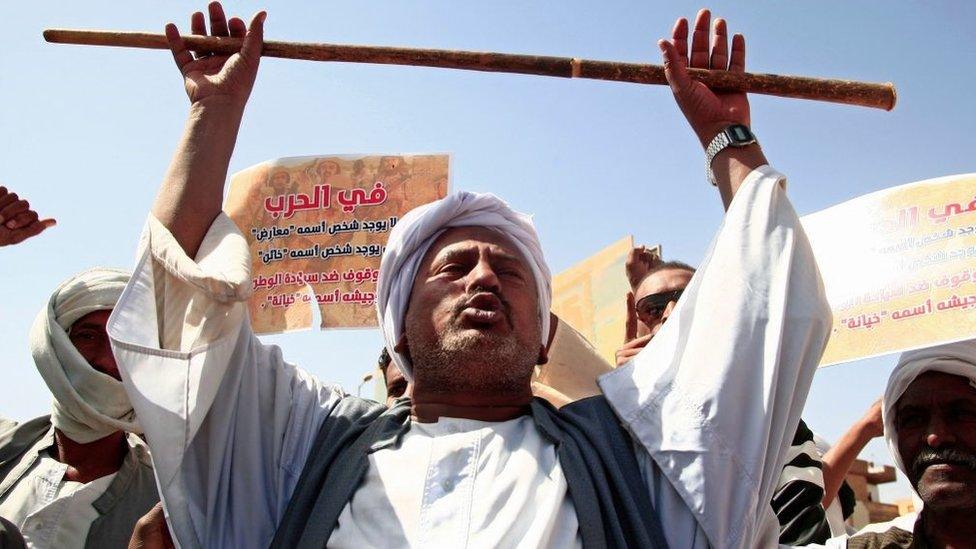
top-left (704, 124), bottom-right (757, 186)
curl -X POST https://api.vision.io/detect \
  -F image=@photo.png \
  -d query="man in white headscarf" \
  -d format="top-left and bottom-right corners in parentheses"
top-left (107, 5), bottom-right (831, 548)
top-left (811, 340), bottom-right (976, 548)
top-left (0, 268), bottom-right (159, 549)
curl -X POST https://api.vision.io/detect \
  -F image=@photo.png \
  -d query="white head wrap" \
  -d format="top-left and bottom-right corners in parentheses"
top-left (376, 191), bottom-right (552, 382)
top-left (883, 339), bottom-right (976, 487)
top-left (28, 268), bottom-right (140, 443)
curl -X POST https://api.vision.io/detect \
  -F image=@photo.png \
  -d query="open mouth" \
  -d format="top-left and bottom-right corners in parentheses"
top-left (457, 292), bottom-right (508, 327)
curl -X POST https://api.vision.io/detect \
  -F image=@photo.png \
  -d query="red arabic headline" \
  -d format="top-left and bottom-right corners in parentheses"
top-left (263, 182), bottom-right (389, 219)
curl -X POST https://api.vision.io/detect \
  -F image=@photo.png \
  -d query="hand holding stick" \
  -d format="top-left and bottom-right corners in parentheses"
top-left (43, 28), bottom-right (895, 111)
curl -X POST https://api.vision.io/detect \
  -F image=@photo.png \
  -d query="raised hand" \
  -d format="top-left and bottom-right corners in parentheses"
top-left (0, 186), bottom-right (56, 247)
top-left (154, 3), bottom-right (268, 256)
top-left (616, 292), bottom-right (651, 366)
top-left (658, 9), bottom-right (750, 148)
top-left (165, 2), bottom-right (266, 108)
top-left (625, 245), bottom-right (660, 290)
top-left (860, 397), bottom-right (884, 439)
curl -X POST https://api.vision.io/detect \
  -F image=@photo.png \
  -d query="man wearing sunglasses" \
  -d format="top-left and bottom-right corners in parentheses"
top-left (617, 251), bottom-right (842, 545)
top-left (616, 254), bottom-right (695, 367)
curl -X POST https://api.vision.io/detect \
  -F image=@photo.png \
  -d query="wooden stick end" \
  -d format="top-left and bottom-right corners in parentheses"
top-left (885, 82), bottom-right (897, 111)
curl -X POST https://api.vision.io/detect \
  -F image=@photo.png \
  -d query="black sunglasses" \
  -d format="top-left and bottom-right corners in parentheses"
top-left (635, 289), bottom-right (684, 318)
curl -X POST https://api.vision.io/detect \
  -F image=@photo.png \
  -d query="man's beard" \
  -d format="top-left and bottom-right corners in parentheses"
top-left (406, 294), bottom-right (539, 395)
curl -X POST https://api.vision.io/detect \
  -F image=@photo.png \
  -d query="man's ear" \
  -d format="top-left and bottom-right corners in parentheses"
top-left (536, 344), bottom-right (549, 366)
top-left (394, 333), bottom-right (410, 360)
top-left (539, 313), bottom-right (557, 366)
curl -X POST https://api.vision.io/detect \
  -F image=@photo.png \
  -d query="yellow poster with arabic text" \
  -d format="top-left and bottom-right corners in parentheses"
top-left (225, 154), bottom-right (449, 334)
top-left (803, 173), bottom-right (976, 366)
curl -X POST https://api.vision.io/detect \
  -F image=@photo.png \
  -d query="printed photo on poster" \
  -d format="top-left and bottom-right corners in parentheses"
top-left (225, 154), bottom-right (450, 334)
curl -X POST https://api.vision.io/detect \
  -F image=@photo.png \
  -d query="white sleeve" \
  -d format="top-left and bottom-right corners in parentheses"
top-left (599, 166), bottom-right (832, 549)
top-left (108, 214), bottom-right (343, 549)
top-left (0, 417), bottom-right (17, 438)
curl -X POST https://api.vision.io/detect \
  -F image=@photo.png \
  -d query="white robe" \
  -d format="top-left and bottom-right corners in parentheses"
top-left (108, 165), bottom-right (831, 548)
top-left (327, 415), bottom-right (581, 548)
top-left (0, 427), bottom-right (148, 549)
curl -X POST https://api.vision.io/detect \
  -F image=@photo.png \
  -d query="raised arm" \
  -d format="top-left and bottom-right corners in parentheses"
top-left (599, 10), bottom-right (833, 548)
top-left (108, 7), bottom-right (345, 548)
top-left (658, 9), bottom-right (768, 209)
top-left (153, 2), bottom-right (265, 256)
top-left (821, 398), bottom-right (883, 508)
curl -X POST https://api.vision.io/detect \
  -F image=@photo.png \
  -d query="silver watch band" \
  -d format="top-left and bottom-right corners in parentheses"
top-left (704, 126), bottom-right (757, 186)
top-left (704, 131), bottom-right (732, 186)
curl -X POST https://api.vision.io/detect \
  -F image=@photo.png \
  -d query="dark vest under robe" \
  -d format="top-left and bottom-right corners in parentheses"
top-left (271, 395), bottom-right (669, 549)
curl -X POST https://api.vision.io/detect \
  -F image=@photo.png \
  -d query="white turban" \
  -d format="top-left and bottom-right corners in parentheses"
top-left (29, 268), bottom-right (141, 443)
top-left (376, 191), bottom-right (552, 382)
top-left (883, 339), bottom-right (976, 482)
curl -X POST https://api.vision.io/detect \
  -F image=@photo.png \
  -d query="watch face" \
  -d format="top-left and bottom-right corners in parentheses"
top-left (727, 124), bottom-right (754, 144)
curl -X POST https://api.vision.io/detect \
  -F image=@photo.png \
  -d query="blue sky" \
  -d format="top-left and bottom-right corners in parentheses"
top-left (3, 1), bottom-right (975, 503)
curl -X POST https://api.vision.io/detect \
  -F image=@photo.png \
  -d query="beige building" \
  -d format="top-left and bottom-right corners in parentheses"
top-left (843, 459), bottom-right (901, 529)
top-left (550, 236), bottom-right (637, 365)
top-left (895, 497), bottom-right (916, 517)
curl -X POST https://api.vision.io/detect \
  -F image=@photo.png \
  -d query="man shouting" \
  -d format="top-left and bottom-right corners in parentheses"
top-left (107, 4), bottom-right (830, 548)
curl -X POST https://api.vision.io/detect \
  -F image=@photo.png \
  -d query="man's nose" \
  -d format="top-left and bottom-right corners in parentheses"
top-left (466, 258), bottom-right (501, 293)
top-left (925, 414), bottom-right (956, 448)
top-left (95, 340), bottom-right (120, 373)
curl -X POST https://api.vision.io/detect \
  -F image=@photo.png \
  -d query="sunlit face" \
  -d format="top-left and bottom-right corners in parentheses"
top-left (402, 227), bottom-right (542, 395)
top-left (634, 268), bottom-right (693, 334)
top-left (271, 171), bottom-right (290, 187)
top-left (68, 310), bottom-right (120, 381)
top-left (380, 157), bottom-right (400, 173)
top-left (317, 161), bottom-right (340, 177)
top-left (895, 371), bottom-right (976, 511)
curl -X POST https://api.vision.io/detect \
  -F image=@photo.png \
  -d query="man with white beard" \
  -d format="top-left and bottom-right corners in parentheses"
top-left (107, 4), bottom-right (831, 548)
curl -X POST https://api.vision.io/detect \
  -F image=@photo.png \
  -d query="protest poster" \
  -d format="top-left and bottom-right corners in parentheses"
top-left (225, 154), bottom-right (450, 334)
top-left (552, 236), bottom-right (660, 364)
top-left (802, 173), bottom-right (976, 366)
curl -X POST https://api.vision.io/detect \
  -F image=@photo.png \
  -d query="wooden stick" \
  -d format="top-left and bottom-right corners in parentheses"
top-left (43, 29), bottom-right (896, 111)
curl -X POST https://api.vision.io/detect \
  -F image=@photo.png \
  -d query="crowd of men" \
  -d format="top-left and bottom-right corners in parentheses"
top-left (2, 3), bottom-right (975, 548)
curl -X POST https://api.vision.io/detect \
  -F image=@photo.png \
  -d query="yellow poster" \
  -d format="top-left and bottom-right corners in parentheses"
top-left (803, 173), bottom-right (976, 366)
top-left (225, 154), bottom-right (449, 334)
top-left (551, 236), bottom-right (657, 364)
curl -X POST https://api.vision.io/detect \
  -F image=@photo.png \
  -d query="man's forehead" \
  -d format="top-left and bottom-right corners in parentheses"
top-left (69, 309), bottom-right (113, 331)
top-left (636, 268), bottom-right (693, 299)
top-left (424, 226), bottom-right (523, 263)
top-left (898, 371), bottom-right (976, 407)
